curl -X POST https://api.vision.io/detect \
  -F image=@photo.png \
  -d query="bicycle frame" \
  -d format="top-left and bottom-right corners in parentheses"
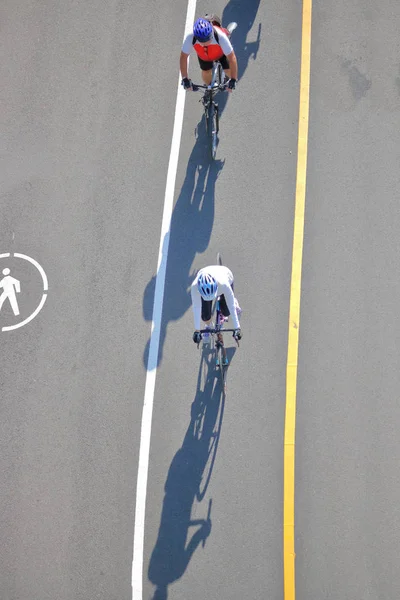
top-left (192, 62), bottom-right (227, 159)
top-left (195, 251), bottom-right (240, 391)
top-left (192, 61), bottom-right (225, 90)
top-left (198, 298), bottom-right (239, 360)
top-left (198, 313), bottom-right (238, 393)
top-left (192, 62), bottom-right (226, 109)
top-left (187, 22), bottom-right (237, 159)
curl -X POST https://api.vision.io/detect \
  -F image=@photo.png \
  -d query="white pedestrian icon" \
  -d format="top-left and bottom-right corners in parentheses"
top-left (0, 268), bottom-right (21, 316)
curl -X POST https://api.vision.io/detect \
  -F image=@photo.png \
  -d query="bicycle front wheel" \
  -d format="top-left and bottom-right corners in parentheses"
top-left (208, 102), bottom-right (219, 160)
top-left (217, 62), bottom-right (224, 86)
top-left (216, 340), bottom-right (227, 394)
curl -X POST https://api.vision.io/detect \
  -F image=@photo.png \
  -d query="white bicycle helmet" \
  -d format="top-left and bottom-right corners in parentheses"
top-left (197, 272), bottom-right (218, 300)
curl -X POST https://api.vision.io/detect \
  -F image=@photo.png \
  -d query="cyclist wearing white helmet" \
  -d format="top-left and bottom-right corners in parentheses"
top-left (191, 265), bottom-right (242, 344)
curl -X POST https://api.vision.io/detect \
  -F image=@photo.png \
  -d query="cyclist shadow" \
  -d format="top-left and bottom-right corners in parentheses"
top-left (143, 119), bottom-right (225, 369)
top-left (217, 0), bottom-right (262, 119)
top-left (148, 353), bottom-right (225, 599)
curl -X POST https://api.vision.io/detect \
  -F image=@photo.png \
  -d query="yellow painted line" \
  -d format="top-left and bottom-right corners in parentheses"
top-left (284, 0), bottom-right (312, 599)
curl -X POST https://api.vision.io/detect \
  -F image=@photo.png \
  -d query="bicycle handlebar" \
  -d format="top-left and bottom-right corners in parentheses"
top-left (190, 82), bottom-right (229, 92)
top-left (199, 328), bottom-right (237, 333)
top-left (196, 327), bottom-right (240, 349)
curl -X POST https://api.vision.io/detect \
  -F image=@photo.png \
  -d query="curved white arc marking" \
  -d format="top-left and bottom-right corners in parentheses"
top-left (13, 253), bottom-right (48, 290)
top-left (2, 293), bottom-right (47, 331)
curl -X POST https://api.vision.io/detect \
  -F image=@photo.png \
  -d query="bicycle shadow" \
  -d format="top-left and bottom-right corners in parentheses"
top-left (143, 118), bottom-right (225, 369)
top-left (216, 0), bottom-right (262, 118)
top-left (142, 1), bottom-right (261, 367)
top-left (148, 353), bottom-right (225, 599)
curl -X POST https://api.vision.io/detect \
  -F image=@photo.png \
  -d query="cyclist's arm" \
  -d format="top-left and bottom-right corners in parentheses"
top-left (217, 30), bottom-right (237, 80)
top-left (220, 282), bottom-right (240, 329)
top-left (226, 50), bottom-right (238, 80)
top-left (180, 34), bottom-right (193, 79)
top-left (190, 282), bottom-right (202, 330)
top-left (180, 51), bottom-right (190, 79)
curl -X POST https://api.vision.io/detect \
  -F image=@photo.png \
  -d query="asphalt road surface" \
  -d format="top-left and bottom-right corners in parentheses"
top-left (1, 1), bottom-right (400, 599)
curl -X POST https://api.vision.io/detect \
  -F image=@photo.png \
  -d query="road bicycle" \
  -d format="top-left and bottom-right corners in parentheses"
top-left (197, 252), bottom-right (239, 393)
top-left (191, 22), bottom-right (237, 160)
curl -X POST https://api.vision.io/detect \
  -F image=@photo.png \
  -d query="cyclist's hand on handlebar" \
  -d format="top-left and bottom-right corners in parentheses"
top-left (233, 328), bottom-right (242, 341)
top-left (182, 77), bottom-right (193, 91)
top-left (227, 78), bottom-right (237, 92)
top-left (193, 331), bottom-right (202, 344)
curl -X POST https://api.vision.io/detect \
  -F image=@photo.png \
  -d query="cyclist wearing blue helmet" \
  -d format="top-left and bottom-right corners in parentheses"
top-left (180, 14), bottom-right (238, 92)
top-left (191, 265), bottom-right (242, 344)
top-left (193, 17), bottom-right (213, 41)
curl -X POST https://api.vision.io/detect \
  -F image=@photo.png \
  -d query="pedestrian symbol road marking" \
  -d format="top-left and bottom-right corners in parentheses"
top-left (0, 253), bottom-right (48, 332)
top-left (0, 268), bottom-right (21, 316)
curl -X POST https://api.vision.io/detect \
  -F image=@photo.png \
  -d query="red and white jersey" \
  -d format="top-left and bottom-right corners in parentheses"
top-left (181, 27), bottom-right (233, 61)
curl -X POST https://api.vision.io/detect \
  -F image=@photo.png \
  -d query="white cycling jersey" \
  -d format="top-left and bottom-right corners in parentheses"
top-left (191, 265), bottom-right (240, 330)
top-left (181, 29), bottom-right (233, 57)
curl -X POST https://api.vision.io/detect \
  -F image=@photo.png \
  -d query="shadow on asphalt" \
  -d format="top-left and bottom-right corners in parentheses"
top-left (222, 0), bottom-right (262, 76)
top-left (148, 351), bottom-right (228, 600)
top-left (217, 0), bottom-right (262, 118)
top-left (143, 119), bottom-right (224, 369)
top-left (142, 0), bottom-right (261, 368)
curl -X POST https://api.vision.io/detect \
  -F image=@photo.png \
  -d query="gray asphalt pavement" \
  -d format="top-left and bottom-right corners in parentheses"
top-left (296, 2), bottom-right (400, 599)
top-left (1, 1), bottom-right (188, 599)
top-left (2, 0), bottom-right (399, 599)
top-left (143, 1), bottom-right (300, 599)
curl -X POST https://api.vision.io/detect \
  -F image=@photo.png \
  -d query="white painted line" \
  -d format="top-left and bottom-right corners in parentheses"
top-left (0, 253), bottom-right (11, 259)
top-left (131, 1), bottom-right (197, 597)
top-left (14, 253), bottom-right (49, 290)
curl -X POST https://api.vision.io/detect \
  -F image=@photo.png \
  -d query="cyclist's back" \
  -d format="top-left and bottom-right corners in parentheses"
top-left (180, 14), bottom-right (238, 90)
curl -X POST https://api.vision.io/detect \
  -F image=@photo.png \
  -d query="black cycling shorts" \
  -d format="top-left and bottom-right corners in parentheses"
top-left (201, 295), bottom-right (230, 322)
top-left (198, 55), bottom-right (230, 71)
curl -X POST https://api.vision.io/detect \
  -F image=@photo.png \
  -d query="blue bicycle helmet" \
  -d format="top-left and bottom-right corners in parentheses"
top-left (197, 272), bottom-right (218, 300)
top-left (193, 18), bottom-right (213, 42)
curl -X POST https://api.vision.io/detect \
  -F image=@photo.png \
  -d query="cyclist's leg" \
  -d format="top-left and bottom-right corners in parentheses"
top-left (220, 55), bottom-right (231, 80)
top-left (230, 282), bottom-right (242, 316)
top-left (198, 57), bottom-right (214, 85)
top-left (220, 285), bottom-right (241, 318)
top-left (201, 298), bottom-right (213, 324)
top-left (218, 295), bottom-right (230, 318)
